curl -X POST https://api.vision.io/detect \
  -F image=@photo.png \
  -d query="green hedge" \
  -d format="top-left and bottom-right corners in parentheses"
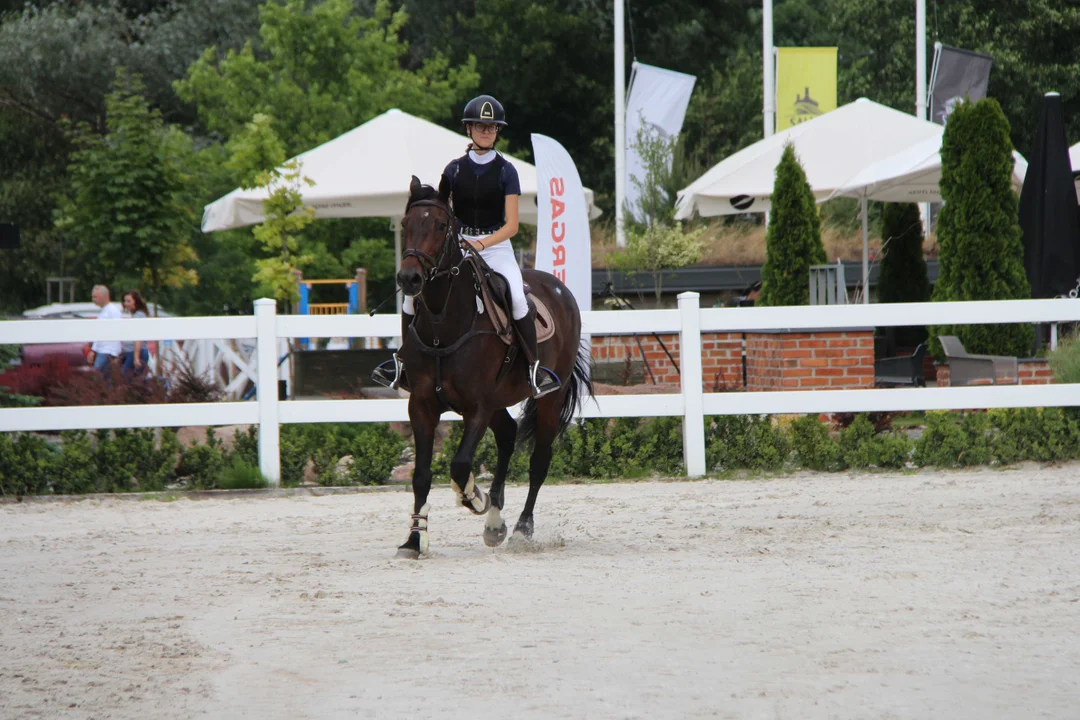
top-left (0, 422), bottom-right (404, 497)
top-left (5, 410), bottom-right (1080, 497)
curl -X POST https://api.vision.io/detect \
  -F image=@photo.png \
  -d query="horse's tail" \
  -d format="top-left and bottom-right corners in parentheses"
top-left (517, 341), bottom-right (595, 448)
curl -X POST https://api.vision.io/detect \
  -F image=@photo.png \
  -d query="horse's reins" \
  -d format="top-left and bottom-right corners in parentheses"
top-left (399, 199), bottom-right (500, 412)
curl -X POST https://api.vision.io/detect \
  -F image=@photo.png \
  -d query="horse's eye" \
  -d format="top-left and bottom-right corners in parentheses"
top-left (437, 223), bottom-right (447, 231)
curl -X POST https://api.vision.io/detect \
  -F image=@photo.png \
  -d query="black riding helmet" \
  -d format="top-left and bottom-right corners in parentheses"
top-left (462, 94), bottom-right (507, 127)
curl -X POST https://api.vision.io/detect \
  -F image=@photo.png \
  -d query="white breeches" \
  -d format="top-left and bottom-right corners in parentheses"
top-left (402, 237), bottom-right (528, 320)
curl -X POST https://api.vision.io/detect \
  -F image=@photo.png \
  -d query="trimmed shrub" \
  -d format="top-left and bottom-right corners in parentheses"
top-left (989, 407), bottom-right (1080, 464)
top-left (789, 414), bottom-right (843, 471)
top-left (218, 458), bottom-right (270, 490)
top-left (706, 415), bottom-right (789, 472)
top-left (838, 414), bottom-right (910, 469)
top-left (0, 433), bottom-right (54, 496)
top-left (914, 411), bottom-right (992, 468)
top-left (758, 143), bottom-right (827, 307)
top-left (877, 202), bottom-right (929, 348)
top-left (929, 98), bottom-right (1033, 360)
top-left (345, 424), bottom-right (406, 485)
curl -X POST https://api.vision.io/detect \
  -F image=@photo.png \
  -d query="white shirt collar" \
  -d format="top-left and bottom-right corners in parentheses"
top-left (468, 149), bottom-right (498, 165)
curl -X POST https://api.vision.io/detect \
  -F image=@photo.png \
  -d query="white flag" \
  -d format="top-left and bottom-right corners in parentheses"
top-left (531, 133), bottom-right (591, 311)
top-left (625, 62), bottom-right (696, 223)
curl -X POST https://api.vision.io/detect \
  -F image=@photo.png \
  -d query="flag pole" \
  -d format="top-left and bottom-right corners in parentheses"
top-left (614, 0), bottom-right (627, 247)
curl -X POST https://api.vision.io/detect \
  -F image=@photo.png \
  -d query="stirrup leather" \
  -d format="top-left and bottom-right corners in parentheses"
top-left (372, 353), bottom-right (404, 389)
top-left (529, 360), bottom-right (561, 398)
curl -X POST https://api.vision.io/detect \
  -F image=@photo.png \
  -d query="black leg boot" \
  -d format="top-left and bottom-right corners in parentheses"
top-left (372, 312), bottom-right (413, 390)
top-left (513, 309), bottom-right (561, 398)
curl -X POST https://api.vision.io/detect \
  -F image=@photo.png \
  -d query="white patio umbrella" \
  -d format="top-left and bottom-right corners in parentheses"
top-left (829, 132), bottom-right (1028, 203)
top-left (203, 108), bottom-right (601, 231)
top-left (675, 99), bottom-right (947, 303)
top-left (828, 132), bottom-right (1028, 303)
top-left (202, 108), bottom-right (601, 309)
top-left (675, 99), bottom-right (944, 220)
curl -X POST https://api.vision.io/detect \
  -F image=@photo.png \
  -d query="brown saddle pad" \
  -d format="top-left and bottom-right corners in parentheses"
top-left (483, 291), bottom-right (555, 346)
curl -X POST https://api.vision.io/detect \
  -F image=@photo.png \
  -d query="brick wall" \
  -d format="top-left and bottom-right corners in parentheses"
top-left (591, 333), bottom-right (743, 390)
top-left (935, 359), bottom-right (1053, 387)
top-left (745, 331), bottom-right (875, 391)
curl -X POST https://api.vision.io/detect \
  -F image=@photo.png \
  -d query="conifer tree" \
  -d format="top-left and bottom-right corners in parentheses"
top-left (758, 143), bottom-right (827, 306)
top-left (929, 98), bottom-right (1033, 359)
top-left (878, 202), bottom-right (930, 347)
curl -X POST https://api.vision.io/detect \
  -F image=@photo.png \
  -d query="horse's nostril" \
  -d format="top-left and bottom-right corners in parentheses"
top-left (397, 270), bottom-right (422, 294)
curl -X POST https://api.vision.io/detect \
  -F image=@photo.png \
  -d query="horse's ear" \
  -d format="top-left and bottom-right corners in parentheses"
top-left (410, 175), bottom-right (422, 195)
top-left (437, 174), bottom-right (451, 204)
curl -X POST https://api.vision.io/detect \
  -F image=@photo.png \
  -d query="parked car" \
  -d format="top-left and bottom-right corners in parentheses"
top-left (16, 302), bottom-right (171, 367)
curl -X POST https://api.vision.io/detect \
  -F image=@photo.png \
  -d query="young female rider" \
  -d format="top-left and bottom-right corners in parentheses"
top-left (374, 94), bottom-right (560, 398)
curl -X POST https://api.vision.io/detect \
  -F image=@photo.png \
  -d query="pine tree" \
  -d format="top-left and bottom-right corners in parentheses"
top-left (929, 98), bottom-right (1033, 359)
top-left (877, 202), bottom-right (930, 348)
top-left (758, 143), bottom-right (827, 306)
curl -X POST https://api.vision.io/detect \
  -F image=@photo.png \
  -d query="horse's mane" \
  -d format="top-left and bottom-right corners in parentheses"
top-left (406, 183), bottom-right (442, 211)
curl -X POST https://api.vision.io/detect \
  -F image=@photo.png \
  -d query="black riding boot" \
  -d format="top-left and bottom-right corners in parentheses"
top-left (371, 312), bottom-right (413, 390)
top-left (513, 309), bottom-right (561, 398)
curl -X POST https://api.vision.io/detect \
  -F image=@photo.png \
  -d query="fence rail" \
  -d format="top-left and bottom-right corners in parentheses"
top-left (3, 294), bottom-right (1080, 483)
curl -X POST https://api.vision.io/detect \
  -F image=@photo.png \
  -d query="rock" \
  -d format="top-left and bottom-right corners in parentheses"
top-left (333, 455), bottom-right (353, 481)
top-left (391, 461), bottom-right (414, 482)
top-left (302, 458), bottom-right (318, 486)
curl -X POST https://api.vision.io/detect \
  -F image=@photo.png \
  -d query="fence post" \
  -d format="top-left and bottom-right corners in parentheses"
top-left (254, 299), bottom-right (281, 486)
top-left (678, 292), bottom-right (706, 477)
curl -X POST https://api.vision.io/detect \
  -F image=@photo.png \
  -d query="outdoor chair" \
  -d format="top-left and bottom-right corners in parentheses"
top-left (938, 335), bottom-right (1019, 386)
top-left (874, 343), bottom-right (927, 387)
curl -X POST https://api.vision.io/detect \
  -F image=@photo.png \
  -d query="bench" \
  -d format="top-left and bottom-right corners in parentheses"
top-left (874, 343), bottom-right (927, 387)
top-left (938, 335), bottom-right (1019, 386)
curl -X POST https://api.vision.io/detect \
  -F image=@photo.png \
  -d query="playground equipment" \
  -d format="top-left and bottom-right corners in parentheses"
top-left (295, 269), bottom-right (368, 350)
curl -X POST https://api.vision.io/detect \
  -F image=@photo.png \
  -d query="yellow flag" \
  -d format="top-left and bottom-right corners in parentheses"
top-left (776, 47), bottom-right (838, 131)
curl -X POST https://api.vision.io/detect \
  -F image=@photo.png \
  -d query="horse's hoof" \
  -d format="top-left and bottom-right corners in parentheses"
top-left (395, 547), bottom-right (421, 560)
top-left (483, 522), bottom-right (508, 547)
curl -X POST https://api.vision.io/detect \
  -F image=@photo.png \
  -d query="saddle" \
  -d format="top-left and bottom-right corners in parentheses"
top-left (465, 254), bottom-right (555, 346)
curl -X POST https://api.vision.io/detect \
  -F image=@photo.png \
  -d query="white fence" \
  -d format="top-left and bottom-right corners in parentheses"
top-left (3, 294), bottom-right (1080, 484)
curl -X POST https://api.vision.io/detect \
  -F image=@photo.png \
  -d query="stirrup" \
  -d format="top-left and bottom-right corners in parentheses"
top-left (529, 360), bottom-right (561, 398)
top-left (372, 353), bottom-right (404, 389)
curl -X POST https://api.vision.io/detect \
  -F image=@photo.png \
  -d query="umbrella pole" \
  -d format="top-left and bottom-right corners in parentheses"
top-left (861, 195), bottom-right (870, 304)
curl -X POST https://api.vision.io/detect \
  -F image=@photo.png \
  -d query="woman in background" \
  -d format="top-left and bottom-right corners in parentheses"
top-left (121, 290), bottom-right (150, 376)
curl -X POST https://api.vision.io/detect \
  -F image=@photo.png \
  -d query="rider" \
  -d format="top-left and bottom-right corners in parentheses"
top-left (374, 94), bottom-right (560, 398)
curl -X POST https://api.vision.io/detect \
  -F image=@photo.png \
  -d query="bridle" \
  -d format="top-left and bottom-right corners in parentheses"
top-left (401, 199), bottom-right (463, 288)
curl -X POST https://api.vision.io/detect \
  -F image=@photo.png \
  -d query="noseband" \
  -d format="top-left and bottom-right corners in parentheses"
top-left (401, 200), bottom-right (461, 284)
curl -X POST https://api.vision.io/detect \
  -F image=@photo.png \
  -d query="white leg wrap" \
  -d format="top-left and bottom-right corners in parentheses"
top-left (485, 505), bottom-right (503, 530)
top-left (412, 502), bottom-right (430, 554)
top-left (452, 477), bottom-right (488, 514)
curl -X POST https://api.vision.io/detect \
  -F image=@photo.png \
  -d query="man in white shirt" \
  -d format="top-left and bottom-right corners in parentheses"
top-left (87, 285), bottom-right (123, 374)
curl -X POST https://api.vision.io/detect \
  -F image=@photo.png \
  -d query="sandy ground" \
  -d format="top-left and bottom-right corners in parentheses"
top-left (2, 465), bottom-right (1079, 720)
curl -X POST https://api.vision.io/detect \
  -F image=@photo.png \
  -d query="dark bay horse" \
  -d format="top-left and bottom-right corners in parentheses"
top-left (388, 176), bottom-right (592, 559)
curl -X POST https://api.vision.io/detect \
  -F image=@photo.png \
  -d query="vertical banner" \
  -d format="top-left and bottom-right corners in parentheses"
top-left (928, 43), bottom-right (993, 126)
top-left (624, 62), bottom-right (697, 223)
top-left (531, 133), bottom-right (592, 313)
top-left (775, 47), bottom-right (838, 131)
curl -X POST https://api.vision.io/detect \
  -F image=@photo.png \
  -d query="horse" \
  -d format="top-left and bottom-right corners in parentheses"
top-left (386, 176), bottom-right (593, 559)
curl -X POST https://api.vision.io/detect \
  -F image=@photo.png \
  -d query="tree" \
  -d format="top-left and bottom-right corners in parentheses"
top-left (929, 98), bottom-right (1033, 359)
top-left (877, 202), bottom-right (930, 348)
top-left (175, 0), bottom-right (478, 157)
top-left (612, 224), bottom-right (705, 305)
top-left (227, 114), bottom-right (315, 305)
top-left (758, 144), bottom-right (827, 306)
top-left (56, 69), bottom-right (198, 311)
